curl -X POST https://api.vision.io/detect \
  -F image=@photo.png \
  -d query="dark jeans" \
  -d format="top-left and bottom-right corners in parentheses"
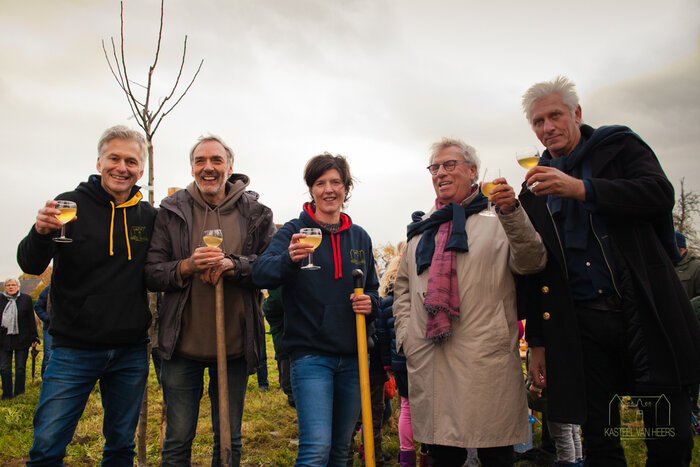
top-left (0, 348), bottom-right (29, 399)
top-left (426, 444), bottom-right (514, 467)
top-left (28, 345), bottom-right (149, 466)
top-left (277, 357), bottom-right (294, 405)
top-left (41, 328), bottom-right (52, 377)
top-left (257, 337), bottom-right (268, 389)
top-left (161, 354), bottom-right (248, 467)
top-left (576, 306), bottom-right (694, 467)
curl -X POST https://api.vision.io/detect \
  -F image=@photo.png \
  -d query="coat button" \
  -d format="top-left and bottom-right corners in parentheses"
top-left (422, 292), bottom-right (426, 298)
top-left (543, 312), bottom-right (551, 320)
top-left (541, 286), bottom-right (550, 294)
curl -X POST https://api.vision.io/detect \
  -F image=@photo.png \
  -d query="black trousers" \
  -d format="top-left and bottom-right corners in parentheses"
top-left (576, 306), bottom-right (694, 466)
top-left (426, 444), bottom-right (514, 467)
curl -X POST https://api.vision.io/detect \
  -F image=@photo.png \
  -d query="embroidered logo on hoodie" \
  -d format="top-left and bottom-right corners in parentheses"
top-left (130, 225), bottom-right (149, 242)
top-left (350, 249), bottom-right (366, 266)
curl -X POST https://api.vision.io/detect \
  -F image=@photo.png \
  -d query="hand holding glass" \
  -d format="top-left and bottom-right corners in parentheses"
top-left (300, 228), bottom-right (322, 270)
top-left (203, 229), bottom-right (224, 265)
top-left (53, 200), bottom-right (77, 243)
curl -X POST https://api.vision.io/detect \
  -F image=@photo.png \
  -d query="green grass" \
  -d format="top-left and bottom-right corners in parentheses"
top-left (1, 334), bottom-right (698, 465)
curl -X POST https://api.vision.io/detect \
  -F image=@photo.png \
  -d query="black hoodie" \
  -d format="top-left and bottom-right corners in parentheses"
top-left (17, 175), bottom-right (156, 349)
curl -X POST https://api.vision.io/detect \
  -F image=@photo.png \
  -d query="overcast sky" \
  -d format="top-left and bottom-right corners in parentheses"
top-left (1, 0), bottom-right (699, 279)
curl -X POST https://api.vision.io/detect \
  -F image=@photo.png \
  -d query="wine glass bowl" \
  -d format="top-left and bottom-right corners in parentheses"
top-left (515, 146), bottom-right (540, 170)
top-left (203, 229), bottom-right (224, 248)
top-left (53, 200), bottom-right (77, 243)
top-left (300, 228), bottom-right (322, 270)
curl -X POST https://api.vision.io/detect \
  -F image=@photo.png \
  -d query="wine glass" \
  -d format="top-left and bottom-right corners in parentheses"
top-left (479, 168), bottom-right (500, 217)
top-left (299, 228), bottom-right (322, 270)
top-left (202, 229), bottom-right (224, 248)
top-left (203, 229), bottom-right (223, 265)
top-left (516, 146), bottom-right (540, 190)
top-left (53, 200), bottom-right (77, 243)
top-left (515, 146), bottom-right (540, 170)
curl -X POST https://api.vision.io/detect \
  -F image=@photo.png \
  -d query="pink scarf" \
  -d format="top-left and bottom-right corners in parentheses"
top-left (423, 202), bottom-right (460, 342)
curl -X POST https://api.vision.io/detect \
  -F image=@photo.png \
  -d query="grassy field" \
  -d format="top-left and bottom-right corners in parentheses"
top-left (1, 333), bottom-right (698, 465)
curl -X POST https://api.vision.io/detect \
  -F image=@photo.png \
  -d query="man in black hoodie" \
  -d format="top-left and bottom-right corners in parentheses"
top-left (18, 125), bottom-right (156, 466)
top-left (145, 135), bottom-right (274, 466)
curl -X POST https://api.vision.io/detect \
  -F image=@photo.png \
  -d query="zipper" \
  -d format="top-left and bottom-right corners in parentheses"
top-left (546, 203), bottom-right (568, 280)
top-left (589, 213), bottom-right (622, 297)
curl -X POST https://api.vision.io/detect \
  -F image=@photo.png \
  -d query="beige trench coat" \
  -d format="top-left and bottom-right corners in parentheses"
top-left (394, 199), bottom-right (546, 448)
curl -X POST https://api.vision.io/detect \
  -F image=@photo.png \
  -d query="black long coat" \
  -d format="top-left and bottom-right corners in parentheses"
top-left (0, 293), bottom-right (38, 351)
top-left (518, 124), bottom-right (700, 424)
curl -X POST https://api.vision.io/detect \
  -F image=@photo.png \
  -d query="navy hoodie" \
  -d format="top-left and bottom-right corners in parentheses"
top-left (17, 175), bottom-right (156, 349)
top-left (252, 204), bottom-right (379, 358)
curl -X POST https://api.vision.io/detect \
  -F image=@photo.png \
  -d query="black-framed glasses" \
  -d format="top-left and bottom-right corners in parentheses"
top-left (426, 159), bottom-right (467, 175)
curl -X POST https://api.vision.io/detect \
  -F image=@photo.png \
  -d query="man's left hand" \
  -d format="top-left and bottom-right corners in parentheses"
top-left (525, 166), bottom-right (586, 200)
top-left (200, 257), bottom-right (235, 284)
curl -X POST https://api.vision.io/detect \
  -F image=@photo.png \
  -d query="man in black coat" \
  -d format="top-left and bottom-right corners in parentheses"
top-left (517, 76), bottom-right (700, 466)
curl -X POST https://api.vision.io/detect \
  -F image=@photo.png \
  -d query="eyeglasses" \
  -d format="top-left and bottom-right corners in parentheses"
top-left (426, 159), bottom-right (468, 175)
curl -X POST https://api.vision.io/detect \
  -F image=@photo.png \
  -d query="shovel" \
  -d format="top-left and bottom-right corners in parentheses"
top-left (352, 269), bottom-right (375, 467)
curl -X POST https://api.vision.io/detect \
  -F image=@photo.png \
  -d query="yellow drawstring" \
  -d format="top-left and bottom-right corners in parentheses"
top-left (108, 192), bottom-right (142, 260)
top-left (109, 201), bottom-right (115, 256)
top-left (122, 208), bottom-right (131, 260)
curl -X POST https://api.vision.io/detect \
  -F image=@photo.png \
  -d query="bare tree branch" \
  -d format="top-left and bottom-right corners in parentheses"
top-left (152, 35), bottom-right (190, 121)
top-left (143, 0), bottom-right (165, 128)
top-left (153, 58), bottom-right (204, 134)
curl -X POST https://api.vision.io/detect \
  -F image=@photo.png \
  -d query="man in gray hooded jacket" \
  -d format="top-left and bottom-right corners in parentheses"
top-left (145, 135), bottom-right (275, 466)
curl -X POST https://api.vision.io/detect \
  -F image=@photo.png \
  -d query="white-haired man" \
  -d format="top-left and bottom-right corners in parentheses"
top-left (518, 76), bottom-right (700, 465)
top-left (145, 135), bottom-right (274, 466)
top-left (18, 125), bottom-right (156, 465)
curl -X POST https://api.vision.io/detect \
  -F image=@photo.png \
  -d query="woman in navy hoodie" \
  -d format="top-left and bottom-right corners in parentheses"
top-left (253, 153), bottom-right (379, 466)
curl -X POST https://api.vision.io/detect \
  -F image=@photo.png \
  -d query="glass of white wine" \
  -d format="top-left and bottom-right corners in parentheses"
top-left (203, 229), bottom-right (223, 248)
top-left (299, 228), bottom-right (322, 270)
top-left (515, 146), bottom-right (540, 170)
top-left (53, 200), bottom-right (77, 243)
top-left (516, 146), bottom-right (541, 190)
top-left (479, 168), bottom-right (500, 217)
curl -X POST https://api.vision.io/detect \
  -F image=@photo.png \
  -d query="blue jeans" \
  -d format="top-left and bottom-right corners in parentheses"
top-left (27, 345), bottom-right (149, 466)
top-left (41, 328), bottom-right (53, 377)
top-left (0, 348), bottom-right (29, 399)
top-left (160, 354), bottom-right (248, 467)
top-left (291, 354), bottom-right (362, 467)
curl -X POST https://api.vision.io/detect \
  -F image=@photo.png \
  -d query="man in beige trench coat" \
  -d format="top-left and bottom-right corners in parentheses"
top-left (393, 138), bottom-right (546, 467)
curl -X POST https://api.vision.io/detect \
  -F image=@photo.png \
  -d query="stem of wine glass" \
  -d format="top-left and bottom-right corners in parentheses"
top-left (308, 251), bottom-right (314, 267)
top-left (60, 224), bottom-right (66, 239)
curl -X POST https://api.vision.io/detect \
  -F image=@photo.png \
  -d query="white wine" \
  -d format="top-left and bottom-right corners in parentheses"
top-left (517, 156), bottom-right (540, 170)
top-left (303, 235), bottom-right (322, 250)
top-left (203, 235), bottom-right (223, 248)
top-left (481, 182), bottom-right (500, 198)
top-left (55, 207), bottom-right (77, 224)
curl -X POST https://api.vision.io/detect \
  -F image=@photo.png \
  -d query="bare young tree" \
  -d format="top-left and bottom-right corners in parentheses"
top-left (103, 2), bottom-right (202, 464)
top-left (674, 177), bottom-right (700, 252)
top-left (103, 0), bottom-right (203, 204)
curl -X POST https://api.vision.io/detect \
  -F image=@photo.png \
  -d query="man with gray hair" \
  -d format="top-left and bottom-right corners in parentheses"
top-left (517, 76), bottom-right (700, 465)
top-left (145, 135), bottom-right (274, 466)
top-left (18, 125), bottom-right (156, 465)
